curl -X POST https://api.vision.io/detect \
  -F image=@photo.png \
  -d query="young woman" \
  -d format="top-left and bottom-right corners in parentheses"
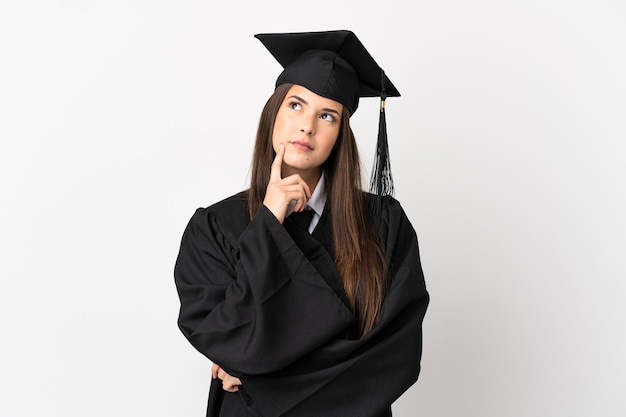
top-left (175, 30), bottom-right (429, 417)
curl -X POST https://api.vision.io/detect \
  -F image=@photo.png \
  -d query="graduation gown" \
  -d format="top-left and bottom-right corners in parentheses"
top-left (174, 191), bottom-right (429, 417)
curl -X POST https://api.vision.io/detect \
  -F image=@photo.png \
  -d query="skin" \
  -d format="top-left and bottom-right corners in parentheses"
top-left (213, 85), bottom-right (343, 393)
top-left (212, 363), bottom-right (241, 392)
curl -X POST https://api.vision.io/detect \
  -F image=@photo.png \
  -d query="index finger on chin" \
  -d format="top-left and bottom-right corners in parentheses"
top-left (270, 144), bottom-right (284, 181)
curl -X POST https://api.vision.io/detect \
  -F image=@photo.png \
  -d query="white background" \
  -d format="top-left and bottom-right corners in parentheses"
top-left (1, 1), bottom-right (625, 416)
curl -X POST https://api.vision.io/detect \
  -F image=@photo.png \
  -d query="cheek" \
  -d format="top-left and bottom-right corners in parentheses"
top-left (271, 125), bottom-right (283, 151)
top-left (272, 114), bottom-right (290, 147)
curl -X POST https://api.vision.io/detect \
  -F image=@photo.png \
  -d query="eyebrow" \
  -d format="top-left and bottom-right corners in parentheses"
top-left (289, 95), bottom-right (342, 116)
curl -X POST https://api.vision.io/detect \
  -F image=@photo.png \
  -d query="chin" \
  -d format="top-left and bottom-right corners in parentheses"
top-left (283, 159), bottom-right (321, 173)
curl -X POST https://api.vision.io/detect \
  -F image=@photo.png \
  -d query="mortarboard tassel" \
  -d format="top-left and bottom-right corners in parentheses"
top-left (369, 69), bottom-right (394, 213)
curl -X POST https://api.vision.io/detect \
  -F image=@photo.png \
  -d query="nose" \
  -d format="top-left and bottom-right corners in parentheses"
top-left (300, 115), bottom-right (316, 136)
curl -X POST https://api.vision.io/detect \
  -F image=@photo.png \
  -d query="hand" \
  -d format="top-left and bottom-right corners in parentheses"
top-left (212, 363), bottom-right (242, 393)
top-left (263, 144), bottom-right (311, 223)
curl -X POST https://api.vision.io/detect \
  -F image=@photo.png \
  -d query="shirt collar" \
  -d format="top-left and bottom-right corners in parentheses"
top-left (306, 172), bottom-right (327, 217)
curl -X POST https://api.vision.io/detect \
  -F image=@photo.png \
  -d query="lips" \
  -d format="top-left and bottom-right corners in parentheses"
top-left (289, 140), bottom-right (313, 151)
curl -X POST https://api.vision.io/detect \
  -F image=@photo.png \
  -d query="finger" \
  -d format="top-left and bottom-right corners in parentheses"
top-left (293, 202), bottom-right (305, 212)
top-left (292, 196), bottom-right (307, 212)
top-left (223, 379), bottom-right (234, 391)
top-left (282, 174), bottom-right (312, 199)
top-left (223, 381), bottom-right (239, 392)
top-left (269, 144), bottom-right (284, 181)
top-left (211, 363), bottom-right (220, 379)
top-left (281, 185), bottom-right (310, 212)
top-left (303, 180), bottom-right (311, 199)
top-left (222, 376), bottom-right (242, 392)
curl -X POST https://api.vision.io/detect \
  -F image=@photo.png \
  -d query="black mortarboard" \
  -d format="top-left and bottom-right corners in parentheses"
top-left (255, 30), bottom-right (400, 199)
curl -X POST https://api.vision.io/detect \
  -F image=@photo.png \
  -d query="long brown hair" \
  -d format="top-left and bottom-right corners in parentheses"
top-left (249, 84), bottom-right (388, 337)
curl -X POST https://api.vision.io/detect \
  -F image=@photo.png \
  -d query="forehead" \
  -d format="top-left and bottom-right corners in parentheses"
top-left (286, 85), bottom-right (344, 111)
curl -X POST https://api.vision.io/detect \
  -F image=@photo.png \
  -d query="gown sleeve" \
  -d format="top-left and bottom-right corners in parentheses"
top-left (174, 202), bottom-right (354, 376)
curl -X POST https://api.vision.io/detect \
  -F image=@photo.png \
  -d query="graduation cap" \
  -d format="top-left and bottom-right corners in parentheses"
top-left (255, 29), bottom-right (399, 199)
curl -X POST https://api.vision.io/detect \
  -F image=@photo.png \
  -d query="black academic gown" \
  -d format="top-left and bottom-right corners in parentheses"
top-left (174, 191), bottom-right (429, 417)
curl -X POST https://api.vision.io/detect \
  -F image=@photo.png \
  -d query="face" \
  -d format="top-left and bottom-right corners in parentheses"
top-left (272, 84), bottom-right (342, 179)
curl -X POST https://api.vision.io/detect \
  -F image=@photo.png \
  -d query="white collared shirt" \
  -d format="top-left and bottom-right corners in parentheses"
top-left (285, 172), bottom-right (327, 233)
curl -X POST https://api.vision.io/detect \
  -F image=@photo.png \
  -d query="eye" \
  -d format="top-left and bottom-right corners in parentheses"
top-left (289, 101), bottom-right (302, 111)
top-left (320, 113), bottom-right (336, 123)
